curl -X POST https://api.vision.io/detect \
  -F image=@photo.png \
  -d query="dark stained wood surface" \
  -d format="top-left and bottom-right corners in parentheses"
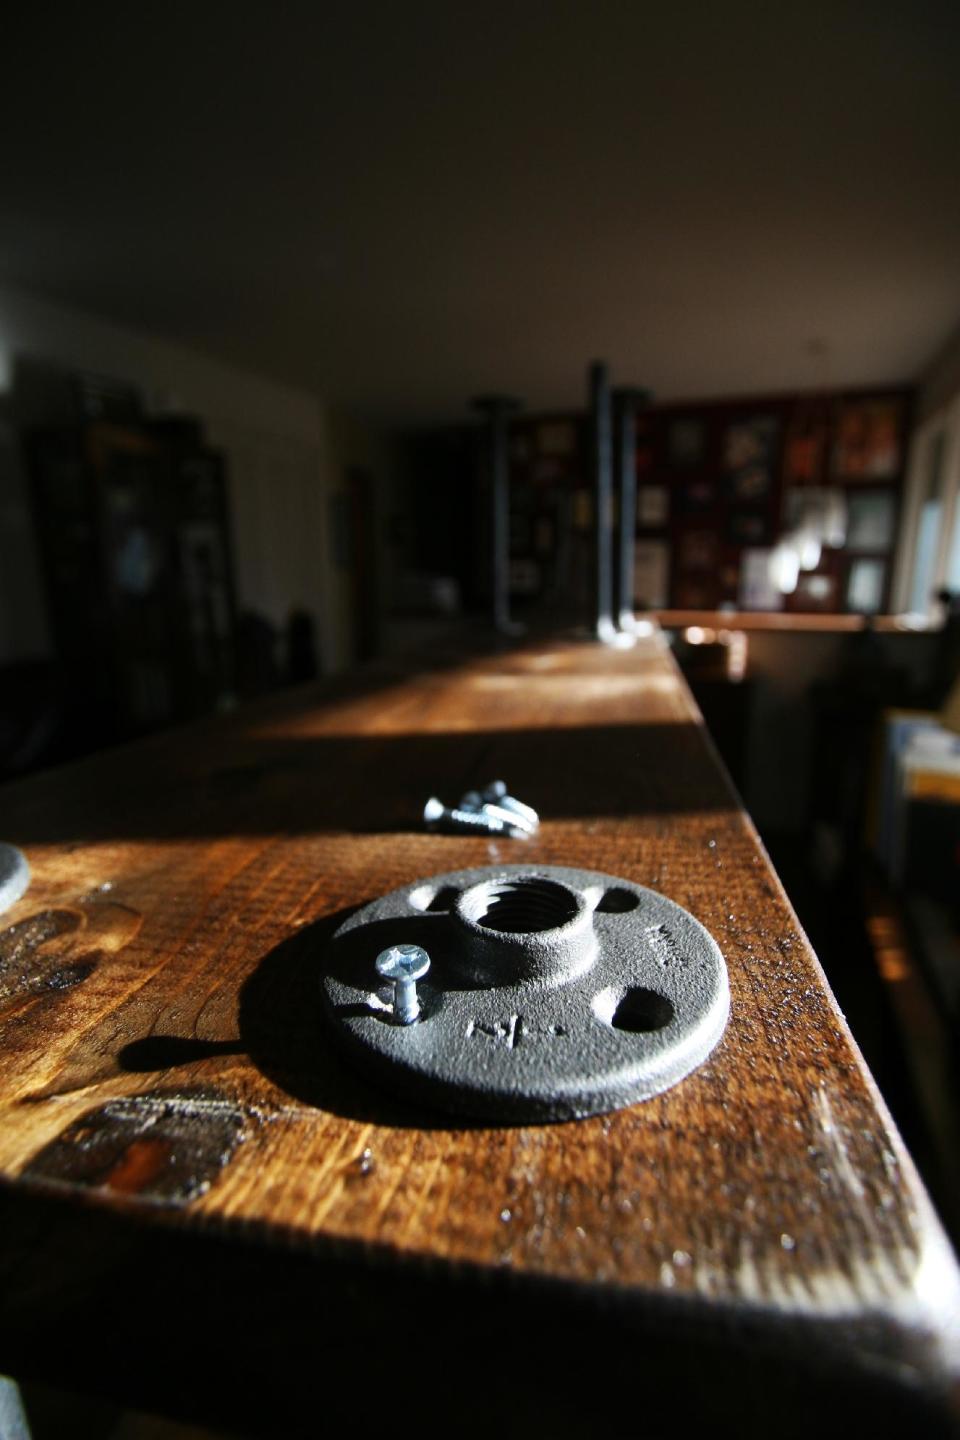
top-left (0, 634), bottom-right (958, 1435)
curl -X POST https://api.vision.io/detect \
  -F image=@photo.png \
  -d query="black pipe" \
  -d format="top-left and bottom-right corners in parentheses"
top-left (613, 387), bottom-right (650, 632)
top-left (589, 362), bottom-right (616, 641)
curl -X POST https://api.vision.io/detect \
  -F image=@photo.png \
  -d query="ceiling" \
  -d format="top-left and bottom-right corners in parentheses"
top-left (3, 1), bottom-right (960, 424)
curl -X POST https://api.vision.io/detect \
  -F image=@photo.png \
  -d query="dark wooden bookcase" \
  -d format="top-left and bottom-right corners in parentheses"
top-left (27, 419), bottom-right (237, 752)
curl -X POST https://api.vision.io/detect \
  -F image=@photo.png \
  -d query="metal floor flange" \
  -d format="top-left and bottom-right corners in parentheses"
top-left (321, 864), bottom-right (729, 1123)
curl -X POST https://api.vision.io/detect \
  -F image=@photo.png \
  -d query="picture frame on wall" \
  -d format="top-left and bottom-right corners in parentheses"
top-left (636, 484), bottom-right (669, 527)
top-left (845, 488), bottom-right (896, 552)
top-left (679, 530), bottom-right (717, 570)
top-left (722, 414), bottom-right (780, 502)
top-left (783, 413), bottom-right (826, 486)
top-left (633, 540), bottom-right (669, 609)
top-left (833, 399), bottom-right (902, 480)
top-left (738, 548), bottom-right (782, 611)
top-left (676, 477), bottom-right (716, 513)
top-left (846, 557), bottom-right (886, 614)
top-left (782, 486), bottom-right (847, 546)
top-left (667, 418), bottom-right (705, 469)
top-left (726, 509), bottom-right (771, 546)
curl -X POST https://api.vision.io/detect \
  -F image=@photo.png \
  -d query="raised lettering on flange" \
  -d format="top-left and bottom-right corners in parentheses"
top-left (645, 923), bottom-right (690, 969)
top-left (465, 1015), bottom-right (568, 1049)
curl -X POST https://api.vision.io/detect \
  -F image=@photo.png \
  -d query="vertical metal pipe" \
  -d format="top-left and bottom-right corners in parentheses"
top-left (589, 362), bottom-right (616, 642)
top-left (472, 395), bottom-right (521, 634)
top-left (613, 387), bottom-right (649, 633)
top-left (490, 403), bottom-right (510, 635)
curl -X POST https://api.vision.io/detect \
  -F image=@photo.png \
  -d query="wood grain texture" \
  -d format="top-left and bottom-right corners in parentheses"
top-left (0, 633), bottom-right (957, 1435)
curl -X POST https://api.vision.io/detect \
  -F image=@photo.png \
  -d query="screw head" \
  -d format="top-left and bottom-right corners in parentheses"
top-left (376, 944), bottom-right (431, 983)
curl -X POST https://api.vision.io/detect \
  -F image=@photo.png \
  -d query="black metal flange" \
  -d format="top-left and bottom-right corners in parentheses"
top-left (321, 864), bottom-right (729, 1123)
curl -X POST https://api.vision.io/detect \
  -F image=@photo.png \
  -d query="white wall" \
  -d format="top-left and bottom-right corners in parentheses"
top-left (917, 322), bottom-right (960, 426)
top-left (891, 325), bottom-right (960, 616)
top-left (0, 284), bottom-right (351, 672)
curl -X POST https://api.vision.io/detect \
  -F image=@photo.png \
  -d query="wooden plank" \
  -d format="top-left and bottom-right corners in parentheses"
top-left (652, 609), bottom-right (939, 633)
top-left (0, 634), bottom-right (957, 1435)
top-left (653, 609), bottom-right (870, 631)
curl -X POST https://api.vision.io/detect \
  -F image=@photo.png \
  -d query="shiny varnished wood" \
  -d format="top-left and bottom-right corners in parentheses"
top-left (0, 634), bottom-right (957, 1436)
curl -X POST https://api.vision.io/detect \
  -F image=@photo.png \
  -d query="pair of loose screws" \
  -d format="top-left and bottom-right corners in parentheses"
top-left (423, 781), bottom-right (539, 838)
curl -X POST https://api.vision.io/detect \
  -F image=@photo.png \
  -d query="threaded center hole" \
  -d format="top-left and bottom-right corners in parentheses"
top-left (463, 878), bottom-right (579, 934)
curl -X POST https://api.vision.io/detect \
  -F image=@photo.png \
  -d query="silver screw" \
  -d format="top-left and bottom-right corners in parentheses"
top-left (459, 790), bottom-right (538, 836)
top-left (423, 796), bottom-right (523, 837)
top-left (0, 843), bottom-right (30, 916)
top-left (375, 944), bottom-right (431, 1024)
top-left (482, 780), bottom-right (539, 829)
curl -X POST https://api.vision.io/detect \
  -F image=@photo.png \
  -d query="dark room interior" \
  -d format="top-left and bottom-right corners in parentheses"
top-left (2, 4), bottom-right (960, 1437)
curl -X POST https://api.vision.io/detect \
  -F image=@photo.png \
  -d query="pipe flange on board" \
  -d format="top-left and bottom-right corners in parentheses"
top-left (321, 864), bottom-right (729, 1123)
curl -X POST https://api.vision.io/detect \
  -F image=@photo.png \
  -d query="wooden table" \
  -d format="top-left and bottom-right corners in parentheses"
top-left (651, 610), bottom-right (939, 633)
top-left (0, 634), bottom-right (957, 1436)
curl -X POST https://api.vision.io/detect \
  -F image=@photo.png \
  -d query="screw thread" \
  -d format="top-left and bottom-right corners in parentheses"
top-left (394, 975), bottom-right (419, 1023)
top-left (427, 802), bottom-right (513, 834)
top-left (449, 806), bottom-right (514, 834)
